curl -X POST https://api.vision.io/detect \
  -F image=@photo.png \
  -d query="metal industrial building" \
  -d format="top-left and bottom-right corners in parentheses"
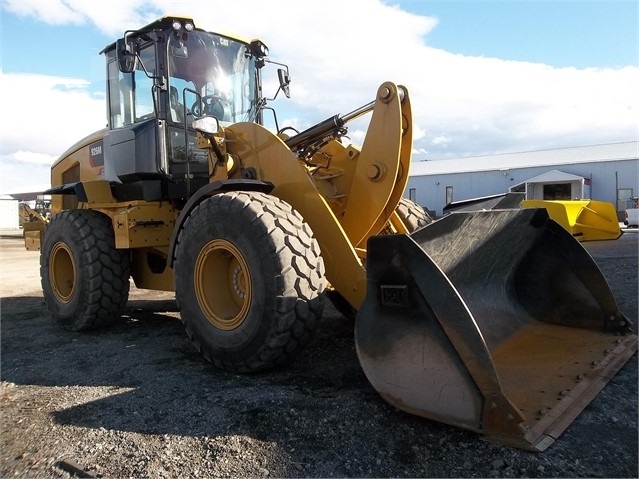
top-left (406, 141), bottom-right (638, 217)
top-left (0, 195), bottom-right (20, 229)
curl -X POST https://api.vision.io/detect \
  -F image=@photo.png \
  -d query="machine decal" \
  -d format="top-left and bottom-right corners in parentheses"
top-left (89, 140), bottom-right (104, 167)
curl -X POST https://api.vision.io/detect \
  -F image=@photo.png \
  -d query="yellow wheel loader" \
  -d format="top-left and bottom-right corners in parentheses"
top-left (28, 16), bottom-right (636, 451)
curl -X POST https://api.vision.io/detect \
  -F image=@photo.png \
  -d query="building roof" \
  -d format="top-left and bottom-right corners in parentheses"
top-left (522, 169), bottom-right (585, 183)
top-left (410, 141), bottom-right (638, 176)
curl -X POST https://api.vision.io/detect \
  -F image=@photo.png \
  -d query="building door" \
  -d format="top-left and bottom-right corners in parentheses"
top-left (617, 188), bottom-right (634, 211)
top-left (543, 183), bottom-right (571, 200)
top-left (445, 186), bottom-right (453, 205)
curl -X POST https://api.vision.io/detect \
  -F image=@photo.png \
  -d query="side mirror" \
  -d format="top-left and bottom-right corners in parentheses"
top-left (192, 116), bottom-right (220, 136)
top-left (171, 43), bottom-right (188, 58)
top-left (116, 37), bottom-right (137, 74)
top-left (277, 68), bottom-right (291, 99)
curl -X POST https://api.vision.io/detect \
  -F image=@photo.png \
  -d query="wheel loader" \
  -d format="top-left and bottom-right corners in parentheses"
top-left (26, 16), bottom-right (636, 452)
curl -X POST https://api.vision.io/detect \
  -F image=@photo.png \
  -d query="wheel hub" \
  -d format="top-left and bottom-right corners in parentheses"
top-left (49, 242), bottom-right (76, 303)
top-left (194, 239), bottom-right (251, 330)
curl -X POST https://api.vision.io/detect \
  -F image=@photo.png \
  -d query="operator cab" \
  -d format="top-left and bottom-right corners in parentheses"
top-left (100, 16), bottom-right (270, 201)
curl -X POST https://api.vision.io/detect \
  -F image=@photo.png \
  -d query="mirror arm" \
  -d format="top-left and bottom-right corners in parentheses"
top-left (134, 55), bottom-right (166, 89)
top-left (261, 59), bottom-right (291, 101)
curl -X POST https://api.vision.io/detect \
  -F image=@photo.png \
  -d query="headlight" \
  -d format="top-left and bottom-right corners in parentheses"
top-left (250, 40), bottom-right (269, 58)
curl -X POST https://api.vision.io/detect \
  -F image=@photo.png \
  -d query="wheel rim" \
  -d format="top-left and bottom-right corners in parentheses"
top-left (49, 241), bottom-right (76, 303)
top-left (194, 239), bottom-right (252, 330)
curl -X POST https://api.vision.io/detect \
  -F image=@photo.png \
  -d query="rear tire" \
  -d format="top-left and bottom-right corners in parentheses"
top-left (174, 191), bottom-right (326, 373)
top-left (41, 210), bottom-right (130, 331)
top-left (395, 197), bottom-right (432, 231)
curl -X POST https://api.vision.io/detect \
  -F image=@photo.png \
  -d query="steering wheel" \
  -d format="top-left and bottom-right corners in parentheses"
top-left (191, 95), bottom-right (228, 120)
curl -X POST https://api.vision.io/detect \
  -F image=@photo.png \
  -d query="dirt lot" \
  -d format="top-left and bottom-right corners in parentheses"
top-left (1, 229), bottom-right (637, 478)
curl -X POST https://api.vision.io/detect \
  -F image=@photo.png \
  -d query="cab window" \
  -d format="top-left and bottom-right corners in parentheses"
top-left (107, 43), bottom-right (157, 128)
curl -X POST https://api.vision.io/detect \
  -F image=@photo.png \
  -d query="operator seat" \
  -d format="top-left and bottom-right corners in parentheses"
top-left (169, 86), bottom-right (185, 123)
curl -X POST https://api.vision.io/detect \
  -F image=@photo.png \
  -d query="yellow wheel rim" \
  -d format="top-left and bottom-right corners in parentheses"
top-left (49, 242), bottom-right (76, 303)
top-left (194, 239), bottom-right (252, 330)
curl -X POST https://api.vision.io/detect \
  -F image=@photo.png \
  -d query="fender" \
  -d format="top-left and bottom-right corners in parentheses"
top-left (44, 182), bottom-right (89, 202)
top-left (46, 180), bottom-right (124, 205)
top-left (168, 179), bottom-right (274, 267)
top-left (44, 180), bottom-right (117, 212)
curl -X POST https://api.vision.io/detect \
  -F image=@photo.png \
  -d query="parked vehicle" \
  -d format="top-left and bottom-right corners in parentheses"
top-left (624, 207), bottom-right (639, 227)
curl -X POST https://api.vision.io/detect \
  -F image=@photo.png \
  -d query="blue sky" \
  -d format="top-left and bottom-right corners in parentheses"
top-left (411, 1), bottom-right (637, 68)
top-left (1, 0), bottom-right (637, 194)
top-left (3, 2), bottom-right (636, 74)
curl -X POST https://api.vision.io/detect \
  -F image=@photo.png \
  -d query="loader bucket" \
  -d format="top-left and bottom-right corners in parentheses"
top-left (355, 208), bottom-right (637, 451)
top-left (522, 199), bottom-right (622, 241)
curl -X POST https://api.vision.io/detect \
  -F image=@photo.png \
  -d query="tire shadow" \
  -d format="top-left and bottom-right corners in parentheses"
top-left (1, 294), bottom-right (372, 438)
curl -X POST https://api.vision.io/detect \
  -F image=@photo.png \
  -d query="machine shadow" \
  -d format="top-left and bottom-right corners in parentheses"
top-left (1, 294), bottom-right (386, 441)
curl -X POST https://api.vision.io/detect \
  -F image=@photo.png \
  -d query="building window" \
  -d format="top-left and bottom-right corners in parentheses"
top-left (409, 188), bottom-right (416, 202)
top-left (543, 183), bottom-right (571, 200)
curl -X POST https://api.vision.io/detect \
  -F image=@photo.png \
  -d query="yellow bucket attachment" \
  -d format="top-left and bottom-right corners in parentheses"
top-left (522, 199), bottom-right (622, 241)
top-left (356, 208), bottom-right (636, 451)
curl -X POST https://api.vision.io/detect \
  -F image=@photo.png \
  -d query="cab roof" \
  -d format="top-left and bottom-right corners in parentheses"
top-left (100, 15), bottom-right (254, 54)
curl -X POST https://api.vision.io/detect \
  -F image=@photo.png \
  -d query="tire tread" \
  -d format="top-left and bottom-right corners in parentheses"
top-left (175, 191), bottom-right (325, 373)
top-left (41, 210), bottom-right (130, 331)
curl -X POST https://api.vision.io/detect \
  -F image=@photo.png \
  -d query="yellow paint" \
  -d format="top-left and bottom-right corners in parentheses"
top-left (522, 200), bottom-right (622, 241)
top-left (226, 122), bottom-right (367, 308)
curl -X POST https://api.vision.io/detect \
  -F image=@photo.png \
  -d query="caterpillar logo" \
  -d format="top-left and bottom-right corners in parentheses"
top-left (380, 284), bottom-right (409, 308)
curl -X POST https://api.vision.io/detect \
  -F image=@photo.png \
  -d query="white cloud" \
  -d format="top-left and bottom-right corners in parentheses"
top-left (0, 71), bottom-right (105, 154)
top-left (0, 70), bottom-right (105, 193)
top-left (2, 0), bottom-right (156, 35)
top-left (1, 0), bottom-right (637, 195)
top-left (0, 153), bottom-right (54, 194)
top-left (9, 151), bottom-right (58, 166)
top-left (2, 0), bottom-right (86, 25)
top-left (431, 135), bottom-right (451, 146)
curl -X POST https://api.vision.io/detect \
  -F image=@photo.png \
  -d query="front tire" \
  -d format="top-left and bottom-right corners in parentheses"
top-left (41, 210), bottom-right (130, 331)
top-left (174, 191), bottom-right (326, 373)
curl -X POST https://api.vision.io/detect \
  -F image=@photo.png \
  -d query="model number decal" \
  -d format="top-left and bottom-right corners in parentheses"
top-left (89, 140), bottom-right (104, 167)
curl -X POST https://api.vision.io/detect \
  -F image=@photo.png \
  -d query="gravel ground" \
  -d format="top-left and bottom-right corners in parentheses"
top-left (1, 229), bottom-right (637, 478)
